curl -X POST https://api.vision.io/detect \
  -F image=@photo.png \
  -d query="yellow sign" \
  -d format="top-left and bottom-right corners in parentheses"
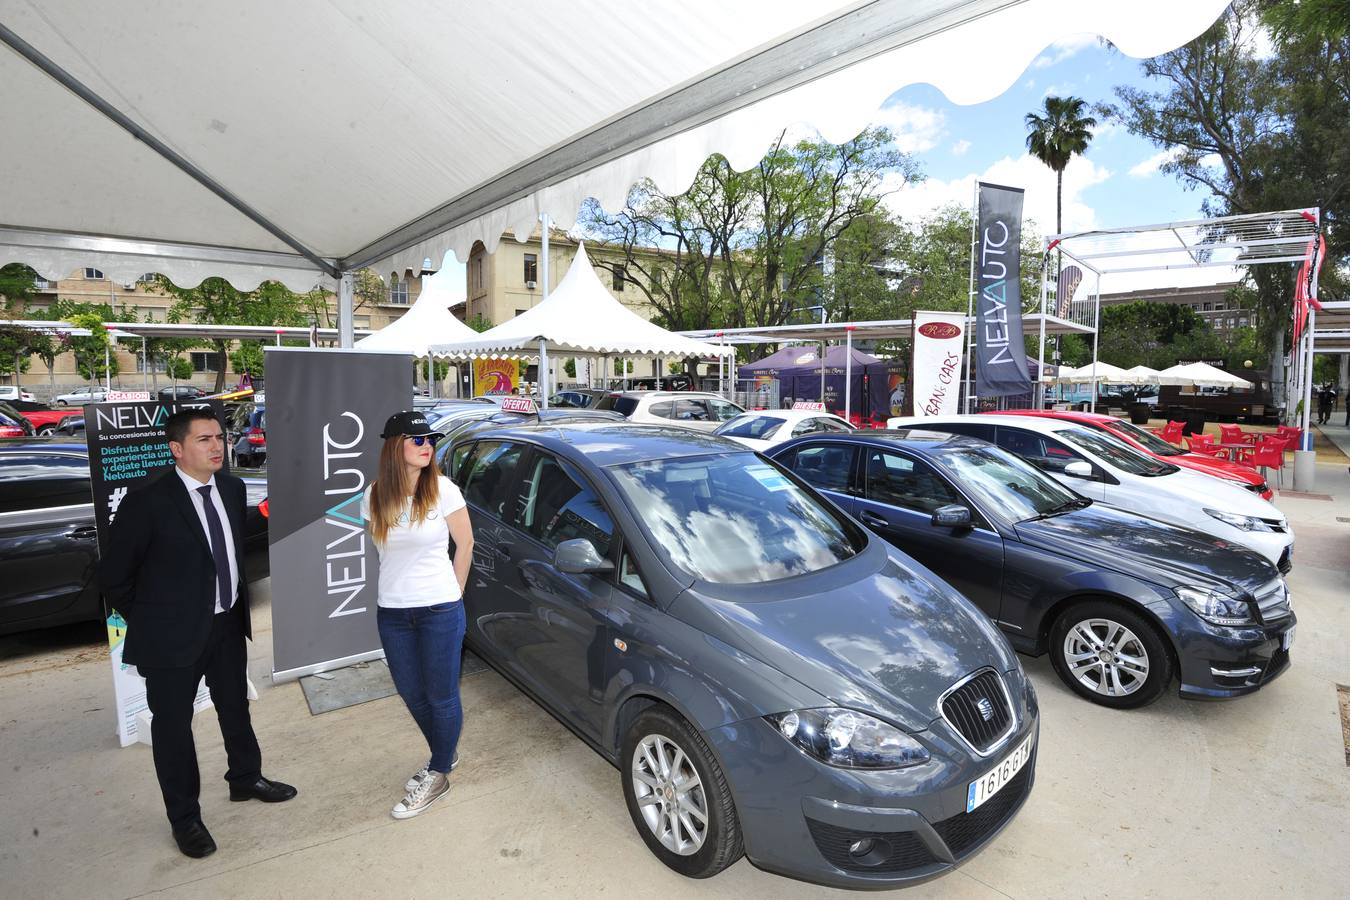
top-left (473, 358), bottom-right (519, 395)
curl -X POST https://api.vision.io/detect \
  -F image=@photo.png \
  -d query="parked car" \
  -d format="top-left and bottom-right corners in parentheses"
top-left (0, 440), bottom-right (267, 636)
top-left (769, 430), bottom-right (1295, 707)
top-left (0, 402), bottom-right (38, 437)
top-left (53, 386), bottom-right (108, 406)
top-left (889, 414), bottom-right (1294, 573)
top-left (994, 409), bottom-right (1272, 500)
top-left (6, 399), bottom-right (80, 436)
top-left (596, 390), bottom-right (744, 433)
top-left (435, 408), bottom-right (625, 474)
top-left (549, 389), bottom-right (610, 408)
top-left (55, 416), bottom-right (85, 437)
top-left (447, 422), bottom-right (1037, 887)
top-left (0, 386), bottom-right (36, 403)
top-left (157, 385), bottom-right (207, 402)
top-left (714, 408), bottom-right (854, 451)
top-left (227, 402), bottom-right (266, 468)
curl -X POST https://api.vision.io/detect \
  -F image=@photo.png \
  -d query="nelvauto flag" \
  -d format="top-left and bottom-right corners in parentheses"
top-left (912, 311), bottom-right (966, 417)
top-left (974, 182), bottom-right (1033, 397)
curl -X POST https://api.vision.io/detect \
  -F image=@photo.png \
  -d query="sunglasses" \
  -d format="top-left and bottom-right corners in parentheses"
top-left (404, 434), bottom-right (440, 447)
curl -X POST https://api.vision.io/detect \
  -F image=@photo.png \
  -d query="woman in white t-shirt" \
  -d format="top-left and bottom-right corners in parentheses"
top-left (360, 411), bottom-right (474, 820)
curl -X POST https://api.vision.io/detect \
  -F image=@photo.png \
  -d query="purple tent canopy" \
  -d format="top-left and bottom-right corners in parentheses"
top-left (739, 344), bottom-right (904, 421)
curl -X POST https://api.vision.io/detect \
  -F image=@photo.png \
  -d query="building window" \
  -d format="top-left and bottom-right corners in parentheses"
top-left (388, 276), bottom-right (409, 305)
top-left (190, 351), bottom-right (224, 373)
top-left (137, 272), bottom-right (157, 284)
top-left (524, 253), bottom-right (538, 285)
top-left (1202, 302), bottom-right (1212, 311)
top-left (136, 355), bottom-right (169, 373)
top-left (84, 268), bottom-right (104, 280)
top-left (612, 264), bottom-right (626, 291)
top-left (354, 315), bottom-right (371, 329)
top-left (33, 278), bottom-right (57, 290)
top-left (515, 309), bottom-right (527, 317)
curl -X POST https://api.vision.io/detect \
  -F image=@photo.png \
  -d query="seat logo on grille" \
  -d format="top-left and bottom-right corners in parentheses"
top-left (977, 697), bottom-right (995, 722)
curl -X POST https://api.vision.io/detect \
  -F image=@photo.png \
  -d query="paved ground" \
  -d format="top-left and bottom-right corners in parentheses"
top-left (1, 468), bottom-right (1347, 899)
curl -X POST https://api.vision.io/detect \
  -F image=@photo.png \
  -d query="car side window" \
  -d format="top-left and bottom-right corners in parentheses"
top-left (932, 421), bottom-right (995, 441)
top-left (995, 428), bottom-right (1088, 475)
top-left (445, 441), bottom-right (475, 480)
top-left (0, 454), bottom-right (92, 513)
top-left (512, 453), bottom-right (614, 556)
top-left (648, 401), bottom-right (675, 419)
top-left (461, 441), bottom-right (527, 520)
top-left (706, 399), bottom-right (742, 422)
top-left (785, 443), bottom-right (856, 493)
top-left (673, 399), bottom-right (709, 421)
top-left (863, 450), bottom-right (960, 514)
top-left (618, 546), bottom-right (651, 600)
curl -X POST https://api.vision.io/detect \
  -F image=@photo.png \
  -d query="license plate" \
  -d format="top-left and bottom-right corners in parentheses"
top-left (1282, 626), bottom-right (1295, 651)
top-left (966, 734), bottom-right (1034, 814)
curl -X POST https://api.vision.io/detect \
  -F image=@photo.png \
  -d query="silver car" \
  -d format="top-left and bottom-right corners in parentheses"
top-left (595, 390), bottom-right (744, 433)
top-left (53, 386), bottom-right (108, 406)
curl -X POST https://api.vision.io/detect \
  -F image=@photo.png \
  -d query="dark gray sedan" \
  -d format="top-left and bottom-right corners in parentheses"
top-left (452, 423), bottom-right (1037, 888)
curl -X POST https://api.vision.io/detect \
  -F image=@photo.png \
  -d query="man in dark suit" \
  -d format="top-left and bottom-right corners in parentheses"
top-left (101, 407), bottom-right (296, 859)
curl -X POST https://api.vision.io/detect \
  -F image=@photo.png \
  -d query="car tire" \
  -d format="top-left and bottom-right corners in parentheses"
top-left (55, 399), bottom-right (67, 406)
top-left (37, 424), bottom-right (56, 436)
top-left (1049, 600), bottom-right (1173, 709)
top-left (621, 705), bottom-right (743, 879)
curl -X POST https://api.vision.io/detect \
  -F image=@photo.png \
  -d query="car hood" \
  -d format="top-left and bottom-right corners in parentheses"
top-left (1173, 453), bottom-right (1263, 486)
top-left (669, 543), bottom-right (1016, 732)
top-left (1146, 465), bottom-right (1284, 521)
top-left (1013, 504), bottom-right (1276, 596)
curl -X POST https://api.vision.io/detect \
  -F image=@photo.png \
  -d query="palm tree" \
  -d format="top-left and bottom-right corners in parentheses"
top-left (1024, 96), bottom-right (1097, 239)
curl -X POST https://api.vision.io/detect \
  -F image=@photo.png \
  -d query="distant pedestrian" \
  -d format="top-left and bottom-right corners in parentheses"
top-left (1317, 384), bottom-right (1334, 424)
top-left (362, 411), bottom-right (474, 820)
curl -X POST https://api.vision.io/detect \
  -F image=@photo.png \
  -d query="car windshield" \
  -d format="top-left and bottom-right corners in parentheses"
top-left (1104, 419), bottom-right (1185, 456)
top-left (595, 395), bottom-right (639, 416)
top-left (1056, 426), bottom-right (1175, 476)
top-left (610, 453), bottom-right (864, 584)
top-left (715, 415), bottom-right (785, 440)
top-left (938, 445), bottom-right (1082, 521)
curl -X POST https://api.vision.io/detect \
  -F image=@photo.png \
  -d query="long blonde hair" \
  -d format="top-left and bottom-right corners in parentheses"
top-left (368, 435), bottom-right (441, 547)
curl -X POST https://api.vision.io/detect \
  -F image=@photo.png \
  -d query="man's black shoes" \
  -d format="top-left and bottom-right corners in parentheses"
top-left (172, 820), bottom-right (217, 858)
top-left (229, 775), bottom-right (298, 803)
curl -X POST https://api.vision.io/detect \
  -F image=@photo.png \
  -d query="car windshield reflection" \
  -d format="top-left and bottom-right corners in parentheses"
top-left (937, 446), bottom-right (1079, 522)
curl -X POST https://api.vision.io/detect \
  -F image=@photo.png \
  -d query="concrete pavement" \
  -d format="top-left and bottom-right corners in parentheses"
top-left (1, 469), bottom-right (1347, 899)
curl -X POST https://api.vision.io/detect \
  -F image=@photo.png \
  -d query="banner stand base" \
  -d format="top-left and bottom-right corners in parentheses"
top-left (272, 648), bottom-right (387, 685)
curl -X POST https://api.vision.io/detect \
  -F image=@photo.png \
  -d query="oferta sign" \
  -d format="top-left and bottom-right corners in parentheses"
top-left (264, 348), bottom-right (411, 681)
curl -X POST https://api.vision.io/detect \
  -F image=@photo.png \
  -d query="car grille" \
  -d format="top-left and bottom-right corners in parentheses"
top-left (932, 762), bottom-right (1034, 857)
top-left (1244, 481), bottom-right (1269, 495)
top-left (1253, 578), bottom-right (1291, 623)
top-left (1276, 547), bottom-right (1293, 575)
top-left (940, 670), bottom-right (1013, 755)
top-left (804, 819), bottom-right (938, 874)
top-left (1259, 517), bottom-right (1288, 534)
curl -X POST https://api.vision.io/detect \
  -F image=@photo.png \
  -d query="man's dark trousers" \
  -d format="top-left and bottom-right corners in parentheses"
top-left (140, 603), bottom-right (261, 827)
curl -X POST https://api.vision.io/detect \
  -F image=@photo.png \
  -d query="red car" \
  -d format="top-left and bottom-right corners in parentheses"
top-left (993, 410), bottom-right (1274, 501)
top-left (7, 401), bottom-right (80, 436)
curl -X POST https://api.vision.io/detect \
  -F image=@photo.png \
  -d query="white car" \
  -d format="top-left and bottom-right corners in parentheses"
top-left (714, 409), bottom-right (855, 451)
top-left (888, 414), bottom-right (1294, 571)
top-left (53, 387), bottom-right (108, 406)
top-left (596, 391), bottom-right (744, 433)
top-left (0, 386), bottom-right (36, 403)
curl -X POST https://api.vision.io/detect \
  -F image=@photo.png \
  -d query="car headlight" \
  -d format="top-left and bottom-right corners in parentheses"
top-left (1203, 508), bottom-right (1274, 533)
top-left (765, 708), bottom-right (930, 769)
top-left (1176, 586), bottom-right (1254, 627)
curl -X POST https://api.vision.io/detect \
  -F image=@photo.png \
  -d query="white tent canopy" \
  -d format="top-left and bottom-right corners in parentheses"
top-left (354, 266), bottom-right (474, 356)
top-left (1, 0), bottom-right (1230, 321)
top-left (1122, 364), bottom-right (1162, 384)
top-left (1157, 361), bottom-right (1254, 390)
top-left (1054, 361), bottom-right (1131, 384)
top-left (429, 244), bottom-right (732, 361)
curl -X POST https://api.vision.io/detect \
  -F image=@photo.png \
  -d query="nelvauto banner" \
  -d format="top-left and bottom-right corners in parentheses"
top-left (265, 348), bottom-right (411, 681)
top-left (88, 398), bottom-right (223, 745)
top-left (974, 182), bottom-right (1033, 397)
top-left (911, 311), bottom-right (966, 417)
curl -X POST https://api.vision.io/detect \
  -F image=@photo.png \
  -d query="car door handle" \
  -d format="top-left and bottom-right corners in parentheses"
top-left (859, 511), bottom-right (888, 528)
top-left (66, 525), bottom-right (98, 539)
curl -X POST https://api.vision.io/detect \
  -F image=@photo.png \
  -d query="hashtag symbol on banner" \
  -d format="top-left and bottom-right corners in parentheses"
top-left (108, 486), bottom-right (128, 522)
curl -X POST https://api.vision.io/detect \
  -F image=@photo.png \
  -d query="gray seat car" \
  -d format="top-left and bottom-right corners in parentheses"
top-left (449, 422), bottom-right (1038, 888)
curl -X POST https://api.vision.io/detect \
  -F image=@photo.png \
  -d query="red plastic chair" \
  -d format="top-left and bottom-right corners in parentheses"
top-left (1245, 442), bottom-right (1286, 490)
top-left (1158, 421), bottom-right (1185, 444)
top-left (1275, 425), bottom-right (1302, 452)
top-left (1219, 424), bottom-right (1255, 446)
top-left (1185, 434), bottom-right (1221, 455)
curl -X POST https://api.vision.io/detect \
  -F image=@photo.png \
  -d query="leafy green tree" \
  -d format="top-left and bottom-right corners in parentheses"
top-left (417, 358), bottom-right (450, 383)
top-left (0, 324), bottom-right (35, 383)
top-left (166, 355), bottom-right (193, 382)
top-left (55, 307), bottom-right (119, 383)
top-left (229, 341), bottom-right (266, 379)
top-left (467, 313), bottom-right (494, 333)
top-left (0, 263), bottom-right (39, 309)
top-left (1025, 96), bottom-right (1097, 241)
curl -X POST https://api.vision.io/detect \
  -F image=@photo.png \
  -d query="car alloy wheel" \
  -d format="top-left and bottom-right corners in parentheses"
top-left (631, 733), bottom-right (709, 856)
top-left (1049, 600), bottom-right (1173, 709)
top-left (37, 425), bottom-right (55, 436)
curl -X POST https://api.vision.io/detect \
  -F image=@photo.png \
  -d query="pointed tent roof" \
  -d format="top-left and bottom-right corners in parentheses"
top-left (428, 243), bottom-right (732, 359)
top-left (1158, 361), bottom-right (1253, 389)
top-left (740, 343), bottom-right (888, 378)
top-left (354, 267), bottom-right (476, 355)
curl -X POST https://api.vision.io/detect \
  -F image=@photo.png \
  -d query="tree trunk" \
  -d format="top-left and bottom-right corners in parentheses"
top-left (47, 362), bottom-right (55, 401)
top-left (214, 340), bottom-right (228, 393)
top-left (1270, 325), bottom-right (1286, 412)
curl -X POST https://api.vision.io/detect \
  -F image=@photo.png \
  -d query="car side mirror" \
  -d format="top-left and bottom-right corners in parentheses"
top-left (931, 504), bottom-right (972, 529)
top-left (554, 538), bottom-right (615, 574)
top-left (1063, 461), bottom-right (1093, 479)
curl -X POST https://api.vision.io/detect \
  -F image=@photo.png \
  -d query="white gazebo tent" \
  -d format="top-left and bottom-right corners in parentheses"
top-left (354, 265), bottom-right (475, 397)
top-left (1123, 364), bottom-right (1163, 384)
top-left (1158, 361), bottom-right (1255, 390)
top-left (429, 244), bottom-right (733, 405)
top-left (1, 0), bottom-right (1231, 340)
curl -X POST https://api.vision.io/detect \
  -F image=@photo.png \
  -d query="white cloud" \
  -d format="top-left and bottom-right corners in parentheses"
top-left (951, 139), bottom-right (971, 156)
top-left (1092, 120), bottom-right (1124, 141)
top-left (884, 153), bottom-right (1111, 236)
top-left (1042, 83), bottom-right (1074, 98)
top-left (1128, 148), bottom-right (1182, 178)
top-left (1030, 34), bottom-right (1099, 70)
top-left (868, 100), bottom-right (946, 153)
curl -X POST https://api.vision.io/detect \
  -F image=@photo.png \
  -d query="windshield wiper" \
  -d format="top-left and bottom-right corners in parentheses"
top-left (1022, 497), bottom-right (1092, 521)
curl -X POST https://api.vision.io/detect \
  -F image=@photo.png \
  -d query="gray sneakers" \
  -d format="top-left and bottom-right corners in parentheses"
top-left (391, 770), bottom-right (450, 820)
top-left (404, 751), bottom-right (459, 794)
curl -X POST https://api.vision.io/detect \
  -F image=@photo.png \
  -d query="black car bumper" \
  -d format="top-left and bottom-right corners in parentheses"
top-left (1177, 612), bottom-right (1297, 699)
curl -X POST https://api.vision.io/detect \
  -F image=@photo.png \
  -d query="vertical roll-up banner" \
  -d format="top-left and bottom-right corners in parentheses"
top-left (265, 348), bottom-right (411, 681)
top-left (912, 311), bottom-right (966, 417)
top-left (974, 182), bottom-right (1033, 397)
top-left (88, 398), bottom-right (223, 746)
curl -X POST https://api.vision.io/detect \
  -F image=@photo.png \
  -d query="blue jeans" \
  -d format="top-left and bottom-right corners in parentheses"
top-left (377, 601), bottom-right (465, 774)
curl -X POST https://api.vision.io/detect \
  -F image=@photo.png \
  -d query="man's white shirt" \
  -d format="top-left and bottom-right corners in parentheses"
top-left (175, 467), bottom-right (239, 614)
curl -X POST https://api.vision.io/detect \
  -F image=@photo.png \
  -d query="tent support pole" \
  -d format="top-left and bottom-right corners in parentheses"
top-left (845, 326), bottom-right (854, 422)
top-left (964, 180), bottom-right (978, 413)
top-left (141, 336), bottom-right (148, 391)
top-left (539, 340), bottom-right (549, 409)
top-left (541, 214), bottom-right (550, 301)
top-left (1036, 252), bottom-right (1049, 409)
top-left (1089, 270), bottom-right (1102, 410)
top-left (338, 273), bottom-right (355, 348)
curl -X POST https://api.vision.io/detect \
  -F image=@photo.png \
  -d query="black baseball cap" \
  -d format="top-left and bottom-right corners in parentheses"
top-left (380, 410), bottom-right (434, 439)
